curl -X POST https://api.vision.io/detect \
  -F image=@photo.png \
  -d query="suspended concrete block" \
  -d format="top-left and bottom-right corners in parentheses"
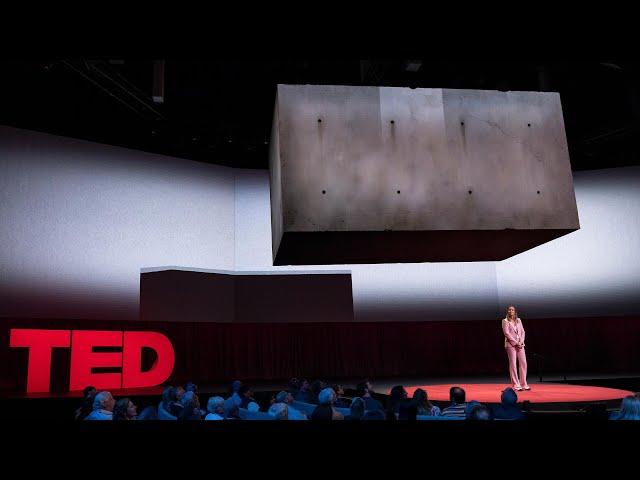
top-left (269, 84), bottom-right (579, 265)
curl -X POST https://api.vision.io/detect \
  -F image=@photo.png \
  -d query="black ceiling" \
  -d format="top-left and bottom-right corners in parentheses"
top-left (1, 59), bottom-right (638, 171)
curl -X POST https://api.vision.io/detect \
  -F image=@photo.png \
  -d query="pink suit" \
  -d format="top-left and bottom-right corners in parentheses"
top-left (502, 318), bottom-right (528, 389)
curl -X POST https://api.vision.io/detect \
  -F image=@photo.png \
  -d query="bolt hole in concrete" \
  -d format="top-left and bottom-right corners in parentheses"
top-left (322, 190), bottom-right (326, 194)
top-left (461, 121), bottom-right (464, 126)
top-left (537, 190), bottom-right (540, 194)
top-left (318, 118), bottom-right (322, 123)
top-left (390, 120), bottom-right (395, 124)
top-left (468, 190), bottom-right (473, 194)
top-left (528, 123), bottom-right (531, 127)
top-left (397, 190), bottom-right (401, 194)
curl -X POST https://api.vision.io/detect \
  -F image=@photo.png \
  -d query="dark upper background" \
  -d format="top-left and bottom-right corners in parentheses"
top-left (1, 59), bottom-right (638, 171)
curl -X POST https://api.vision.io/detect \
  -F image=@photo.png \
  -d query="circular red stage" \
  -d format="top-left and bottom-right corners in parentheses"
top-left (401, 383), bottom-right (633, 404)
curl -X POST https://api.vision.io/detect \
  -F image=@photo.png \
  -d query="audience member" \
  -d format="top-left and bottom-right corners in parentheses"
top-left (464, 400), bottom-right (481, 419)
top-left (228, 380), bottom-right (243, 407)
top-left (247, 402), bottom-right (260, 412)
top-left (178, 391), bottom-right (202, 420)
top-left (398, 398), bottom-right (418, 420)
top-left (239, 385), bottom-right (257, 409)
top-left (469, 404), bottom-right (493, 420)
top-left (113, 398), bottom-right (138, 421)
top-left (275, 391), bottom-right (307, 420)
top-left (205, 396), bottom-right (225, 420)
top-left (344, 397), bottom-right (365, 421)
top-left (492, 387), bottom-right (525, 420)
top-left (441, 387), bottom-right (467, 418)
top-left (412, 388), bottom-right (441, 416)
top-left (294, 379), bottom-right (314, 404)
top-left (387, 385), bottom-right (408, 420)
top-left (310, 380), bottom-right (325, 405)
top-left (268, 402), bottom-right (289, 420)
top-left (356, 381), bottom-right (384, 412)
top-left (85, 391), bottom-right (115, 420)
top-left (332, 384), bottom-right (351, 408)
top-left (74, 386), bottom-right (97, 420)
top-left (310, 388), bottom-right (344, 420)
top-left (610, 395), bottom-right (640, 420)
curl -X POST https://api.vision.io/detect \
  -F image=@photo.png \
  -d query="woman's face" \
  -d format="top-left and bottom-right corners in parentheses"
top-left (127, 401), bottom-right (137, 418)
top-left (507, 306), bottom-right (516, 318)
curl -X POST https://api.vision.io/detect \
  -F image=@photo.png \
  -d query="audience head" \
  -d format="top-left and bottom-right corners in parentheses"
top-left (365, 379), bottom-right (374, 393)
top-left (470, 404), bottom-right (492, 421)
top-left (617, 395), bottom-right (640, 420)
top-left (450, 386), bottom-right (466, 405)
top-left (231, 380), bottom-right (242, 394)
top-left (162, 386), bottom-right (176, 405)
top-left (289, 378), bottom-right (300, 391)
top-left (207, 396), bottom-right (225, 416)
top-left (276, 390), bottom-right (293, 405)
top-left (389, 385), bottom-right (408, 410)
top-left (113, 398), bottom-right (137, 420)
top-left (501, 387), bottom-right (518, 405)
top-left (175, 386), bottom-right (185, 401)
top-left (465, 400), bottom-right (481, 419)
top-left (333, 384), bottom-right (345, 397)
top-left (349, 397), bottom-right (365, 419)
top-left (239, 385), bottom-right (253, 399)
top-left (93, 391), bottom-right (115, 412)
top-left (269, 402), bottom-right (288, 420)
top-left (299, 379), bottom-right (310, 391)
top-left (318, 387), bottom-right (337, 406)
top-left (82, 386), bottom-right (97, 399)
top-left (223, 398), bottom-right (239, 419)
top-left (356, 382), bottom-right (369, 398)
top-left (311, 380), bottom-right (324, 398)
top-left (247, 402), bottom-right (260, 412)
top-left (184, 381), bottom-right (198, 393)
top-left (412, 388), bottom-right (433, 411)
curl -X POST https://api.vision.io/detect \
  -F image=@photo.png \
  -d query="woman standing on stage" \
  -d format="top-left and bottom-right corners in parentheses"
top-left (502, 305), bottom-right (530, 391)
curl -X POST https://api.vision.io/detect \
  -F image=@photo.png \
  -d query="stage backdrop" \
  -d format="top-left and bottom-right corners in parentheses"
top-left (1, 125), bottom-right (639, 323)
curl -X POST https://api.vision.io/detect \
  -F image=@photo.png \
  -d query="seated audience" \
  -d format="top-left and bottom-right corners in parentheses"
top-left (239, 385), bottom-right (257, 409)
top-left (74, 386), bottom-right (97, 420)
top-left (492, 387), bottom-right (525, 420)
top-left (344, 397), bottom-right (365, 421)
top-left (310, 388), bottom-right (344, 420)
top-left (178, 391), bottom-right (202, 421)
top-left (310, 380), bottom-right (326, 405)
top-left (247, 402), bottom-right (260, 412)
top-left (610, 395), bottom-right (640, 420)
top-left (275, 391), bottom-right (307, 420)
top-left (205, 396), bottom-right (225, 420)
top-left (184, 381), bottom-right (198, 394)
top-left (397, 398), bottom-right (418, 420)
top-left (469, 404), bottom-right (493, 420)
top-left (223, 399), bottom-right (241, 420)
top-left (294, 379), bottom-right (314, 404)
top-left (85, 391), bottom-right (115, 420)
top-left (228, 380), bottom-right (243, 407)
top-left (356, 381), bottom-right (384, 412)
top-left (441, 387), bottom-right (467, 418)
top-left (160, 386), bottom-right (182, 418)
top-left (332, 384), bottom-right (351, 408)
top-left (413, 388), bottom-right (441, 416)
top-left (113, 398), bottom-right (138, 421)
top-left (268, 402), bottom-right (289, 420)
top-left (387, 385), bottom-right (408, 420)
top-left (465, 400), bottom-right (481, 419)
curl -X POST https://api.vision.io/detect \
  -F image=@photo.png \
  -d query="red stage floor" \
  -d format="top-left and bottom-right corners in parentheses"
top-left (401, 383), bottom-right (634, 404)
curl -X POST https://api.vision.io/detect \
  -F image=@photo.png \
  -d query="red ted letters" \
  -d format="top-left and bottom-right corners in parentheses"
top-left (9, 329), bottom-right (175, 393)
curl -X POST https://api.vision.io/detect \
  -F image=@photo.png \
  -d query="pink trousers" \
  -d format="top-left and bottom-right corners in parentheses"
top-left (505, 345), bottom-right (528, 388)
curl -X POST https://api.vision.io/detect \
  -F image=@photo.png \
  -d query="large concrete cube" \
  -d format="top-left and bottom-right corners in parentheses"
top-left (270, 84), bottom-right (580, 265)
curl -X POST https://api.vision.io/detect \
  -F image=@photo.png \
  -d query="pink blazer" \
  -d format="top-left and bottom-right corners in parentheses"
top-left (502, 317), bottom-right (525, 348)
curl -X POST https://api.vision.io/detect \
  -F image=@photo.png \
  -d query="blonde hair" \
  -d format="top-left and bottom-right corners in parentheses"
top-left (506, 305), bottom-right (518, 320)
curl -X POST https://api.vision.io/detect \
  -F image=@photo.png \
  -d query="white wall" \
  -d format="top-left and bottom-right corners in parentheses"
top-left (497, 166), bottom-right (640, 318)
top-left (0, 126), bottom-right (235, 320)
top-left (2, 126), bottom-right (639, 322)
